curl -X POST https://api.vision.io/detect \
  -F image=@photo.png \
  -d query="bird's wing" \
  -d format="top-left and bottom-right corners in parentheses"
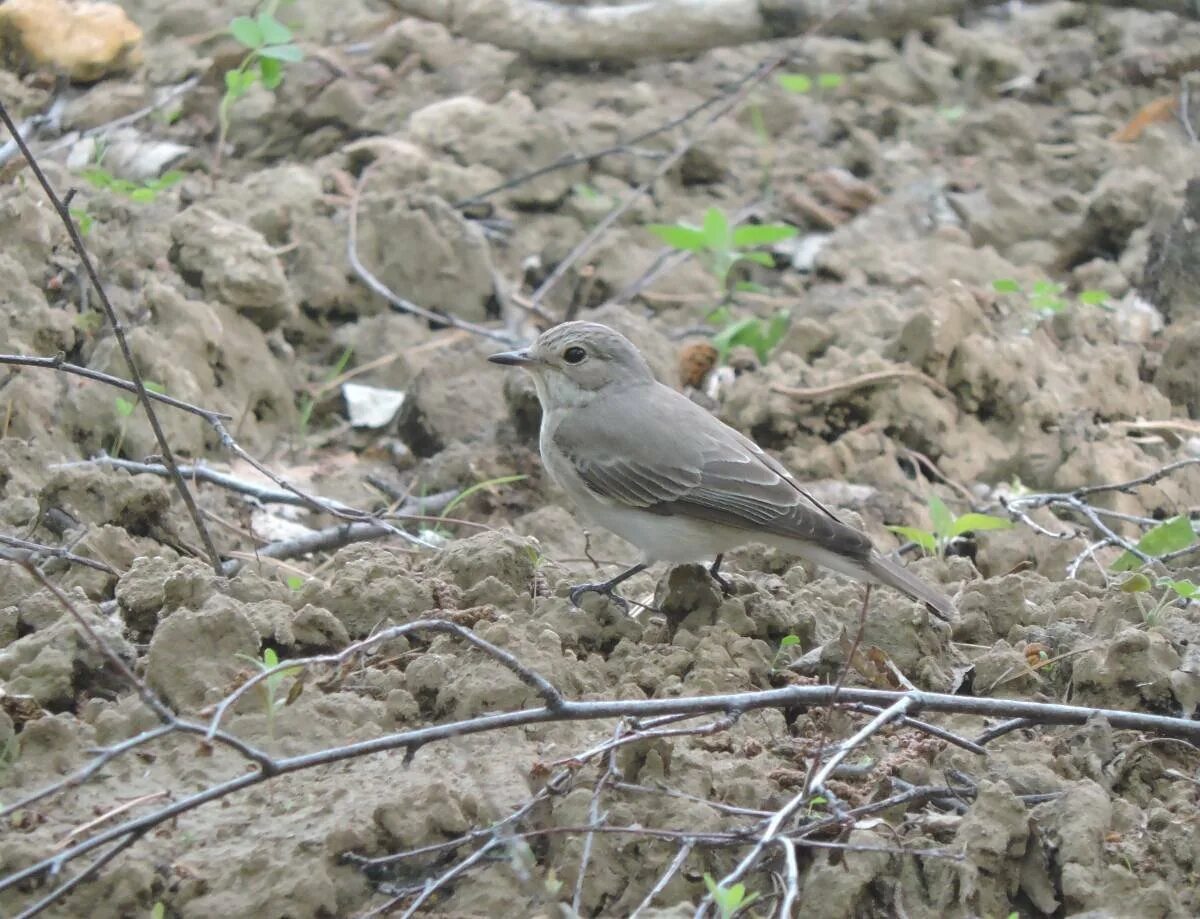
top-left (552, 383), bottom-right (872, 559)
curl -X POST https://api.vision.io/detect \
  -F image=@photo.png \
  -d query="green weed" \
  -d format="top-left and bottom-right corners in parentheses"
top-left (992, 278), bottom-right (1111, 318)
top-left (110, 381), bottom-right (164, 458)
top-left (1110, 515), bottom-right (1198, 572)
top-left (82, 167), bottom-right (184, 204)
top-left (236, 647), bottom-right (302, 740)
top-left (777, 72), bottom-right (845, 93)
top-left (647, 207), bottom-right (796, 292)
top-left (887, 495), bottom-right (1012, 557)
top-left (297, 346), bottom-right (353, 439)
top-left (703, 873), bottom-right (760, 919)
top-left (706, 305), bottom-right (789, 364)
top-left (217, 4), bottom-right (304, 166)
top-left (771, 633), bottom-right (802, 671)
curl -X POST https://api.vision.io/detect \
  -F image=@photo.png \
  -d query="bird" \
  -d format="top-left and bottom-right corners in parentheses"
top-left (488, 321), bottom-right (955, 620)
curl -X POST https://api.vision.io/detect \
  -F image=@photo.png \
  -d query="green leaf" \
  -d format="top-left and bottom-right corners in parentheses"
top-left (1165, 578), bottom-right (1199, 599)
top-left (257, 43), bottom-right (304, 62)
top-left (155, 171), bottom-right (184, 189)
top-left (1111, 516), bottom-right (1198, 572)
top-left (702, 207), bottom-right (730, 252)
top-left (886, 525), bottom-right (937, 554)
top-left (258, 56), bottom-right (283, 89)
top-left (779, 634), bottom-right (801, 648)
top-left (646, 223), bottom-right (707, 251)
top-left (256, 12), bottom-right (293, 45)
top-left (992, 278), bottom-right (1021, 294)
top-left (114, 396), bottom-right (135, 417)
top-left (224, 68), bottom-right (256, 99)
top-left (731, 223), bottom-right (797, 247)
top-left (129, 187), bottom-right (155, 203)
top-left (229, 16), bottom-right (263, 48)
top-left (764, 309), bottom-right (790, 349)
top-left (263, 647), bottom-right (279, 668)
top-left (948, 512), bottom-right (1013, 539)
top-left (777, 73), bottom-right (813, 93)
top-left (712, 317), bottom-right (759, 356)
top-left (1078, 289), bottom-right (1110, 306)
top-left (286, 575), bottom-right (305, 591)
top-left (1120, 572), bottom-right (1153, 593)
top-left (81, 167), bottom-right (114, 190)
top-left (817, 73), bottom-right (845, 89)
top-left (928, 495), bottom-right (954, 542)
top-left (706, 306), bottom-right (733, 326)
top-left (740, 251), bottom-right (775, 268)
top-left (70, 208), bottom-right (94, 235)
top-left (1032, 280), bottom-right (1062, 296)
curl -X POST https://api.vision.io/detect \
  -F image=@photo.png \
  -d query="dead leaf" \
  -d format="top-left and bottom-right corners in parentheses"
top-left (1112, 96), bottom-right (1177, 142)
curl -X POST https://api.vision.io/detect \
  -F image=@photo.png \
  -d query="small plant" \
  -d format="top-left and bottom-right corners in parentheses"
top-left (69, 207), bottom-right (95, 235)
top-left (1110, 515), bottom-right (1197, 572)
top-left (1121, 572), bottom-right (1198, 625)
top-left (992, 279), bottom-right (1110, 318)
top-left (236, 647), bottom-right (302, 740)
top-left (81, 167), bottom-right (184, 204)
top-left (777, 72), bottom-right (845, 93)
top-left (771, 633), bottom-right (802, 671)
top-left (111, 382), bottom-right (164, 458)
top-left (647, 207), bottom-right (796, 292)
top-left (707, 305), bottom-right (790, 364)
top-left (217, 4), bottom-right (304, 166)
top-left (703, 873), bottom-right (760, 919)
top-left (297, 346), bottom-right (353, 439)
top-left (285, 574), bottom-right (305, 591)
top-left (887, 495), bottom-right (1012, 557)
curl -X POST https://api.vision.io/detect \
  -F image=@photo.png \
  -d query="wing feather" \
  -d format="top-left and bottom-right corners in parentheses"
top-left (552, 383), bottom-right (871, 560)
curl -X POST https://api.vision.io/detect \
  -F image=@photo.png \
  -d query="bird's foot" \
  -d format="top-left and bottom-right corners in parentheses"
top-left (708, 556), bottom-right (734, 597)
top-left (569, 581), bottom-right (631, 612)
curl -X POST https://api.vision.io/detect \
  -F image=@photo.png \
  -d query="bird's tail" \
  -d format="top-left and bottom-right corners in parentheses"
top-left (864, 552), bottom-right (956, 621)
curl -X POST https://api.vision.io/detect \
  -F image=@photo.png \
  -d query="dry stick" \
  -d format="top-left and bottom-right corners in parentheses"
top-left (630, 842), bottom-right (694, 918)
top-left (573, 722), bottom-right (621, 914)
top-left (451, 81), bottom-right (737, 208)
top-left (710, 693), bottom-right (918, 912)
top-left (527, 53), bottom-right (786, 313)
top-left (776, 838), bottom-right (800, 919)
top-left (0, 533), bottom-right (118, 576)
top-left (54, 457), bottom-right (456, 521)
top-left (11, 830), bottom-right (147, 919)
top-left (842, 701), bottom-right (985, 756)
top-left (346, 164), bottom-right (519, 346)
top-left (771, 367), bottom-right (954, 403)
top-left (0, 102), bottom-right (223, 572)
top-left (0, 354), bottom-right (235, 422)
top-left (9, 680), bottom-right (1200, 907)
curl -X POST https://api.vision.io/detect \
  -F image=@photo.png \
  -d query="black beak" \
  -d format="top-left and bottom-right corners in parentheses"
top-left (488, 349), bottom-right (536, 366)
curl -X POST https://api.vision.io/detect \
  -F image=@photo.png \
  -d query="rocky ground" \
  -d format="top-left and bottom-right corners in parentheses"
top-left (2, 1), bottom-right (1200, 916)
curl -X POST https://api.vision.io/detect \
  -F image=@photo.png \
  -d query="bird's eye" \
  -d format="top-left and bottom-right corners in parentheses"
top-left (563, 346), bottom-right (587, 364)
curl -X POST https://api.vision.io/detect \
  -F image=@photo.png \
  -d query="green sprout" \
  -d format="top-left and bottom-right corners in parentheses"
top-left (69, 207), bottom-right (95, 235)
top-left (706, 305), bottom-right (790, 364)
top-left (297, 345), bottom-right (353, 439)
top-left (771, 633), bottom-right (802, 671)
top-left (1110, 515), bottom-right (1198, 572)
top-left (285, 574), bottom-right (305, 591)
top-left (703, 874), bottom-right (760, 919)
top-left (81, 167), bottom-right (184, 204)
top-left (1120, 572), bottom-right (1198, 625)
top-left (647, 207), bottom-right (796, 292)
top-left (992, 279), bottom-right (1111, 318)
top-left (110, 382), bottom-right (164, 458)
top-left (777, 72), bottom-right (845, 93)
top-left (236, 647), bottom-right (302, 740)
top-left (887, 495), bottom-right (1012, 557)
top-left (217, 4), bottom-right (304, 167)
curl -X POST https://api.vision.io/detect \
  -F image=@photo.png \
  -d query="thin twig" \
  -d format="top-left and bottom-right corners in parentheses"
top-left (0, 102), bottom-right (223, 572)
top-left (0, 354), bottom-right (234, 421)
top-left (347, 164), bottom-right (519, 345)
top-left (772, 367), bottom-right (953, 404)
top-left (527, 54), bottom-right (786, 312)
top-left (0, 534), bottom-right (119, 576)
top-left (630, 842), bottom-right (693, 918)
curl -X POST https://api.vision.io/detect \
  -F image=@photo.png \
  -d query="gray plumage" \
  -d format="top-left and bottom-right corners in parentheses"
top-left (489, 321), bottom-right (955, 620)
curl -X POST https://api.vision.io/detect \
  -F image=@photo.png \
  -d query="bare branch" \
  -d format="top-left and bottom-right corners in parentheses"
top-left (0, 101), bottom-right (223, 572)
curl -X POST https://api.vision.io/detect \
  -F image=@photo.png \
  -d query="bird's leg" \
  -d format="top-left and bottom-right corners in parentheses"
top-left (708, 554), bottom-right (734, 596)
top-left (569, 562), bottom-right (649, 612)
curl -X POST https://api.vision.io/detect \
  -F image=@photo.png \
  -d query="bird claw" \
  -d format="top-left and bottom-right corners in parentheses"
top-left (569, 582), bottom-right (630, 612)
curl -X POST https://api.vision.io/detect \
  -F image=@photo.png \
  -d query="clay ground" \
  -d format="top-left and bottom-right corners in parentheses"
top-left (2, 1), bottom-right (1200, 917)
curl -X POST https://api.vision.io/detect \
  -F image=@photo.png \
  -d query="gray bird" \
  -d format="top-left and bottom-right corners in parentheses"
top-left (489, 321), bottom-right (954, 620)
